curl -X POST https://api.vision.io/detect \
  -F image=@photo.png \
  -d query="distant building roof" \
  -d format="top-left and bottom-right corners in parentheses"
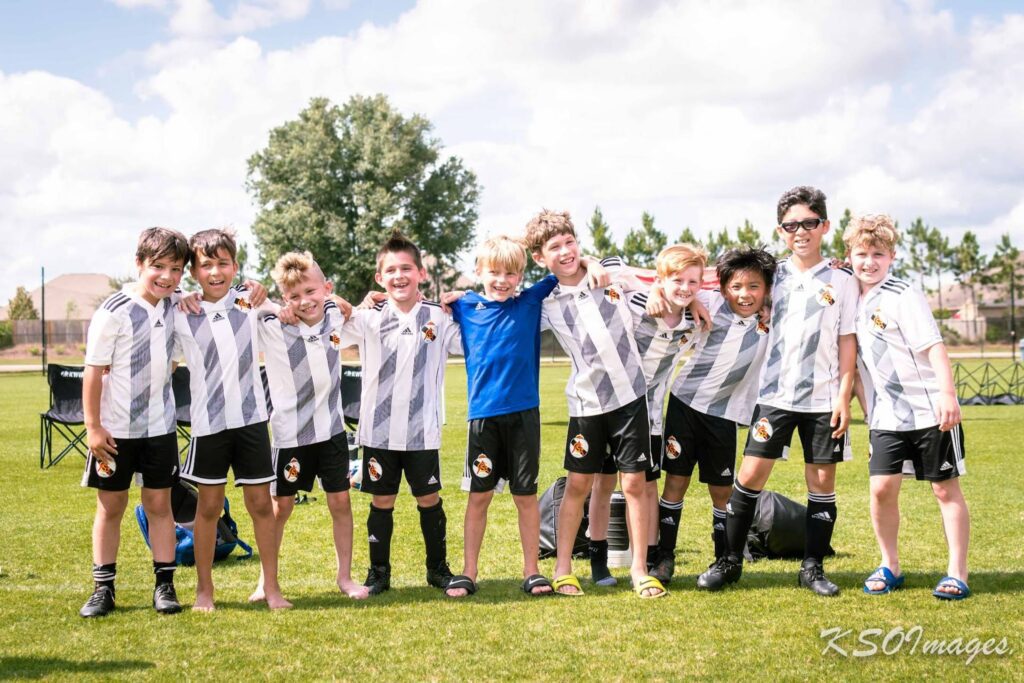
top-left (0, 273), bottom-right (114, 321)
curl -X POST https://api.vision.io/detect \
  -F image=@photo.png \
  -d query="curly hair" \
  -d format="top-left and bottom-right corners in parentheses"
top-left (776, 185), bottom-right (828, 224)
top-left (523, 209), bottom-right (575, 254)
top-left (843, 214), bottom-right (899, 253)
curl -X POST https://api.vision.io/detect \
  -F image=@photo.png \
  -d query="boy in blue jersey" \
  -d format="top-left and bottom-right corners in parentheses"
top-left (443, 235), bottom-right (607, 597)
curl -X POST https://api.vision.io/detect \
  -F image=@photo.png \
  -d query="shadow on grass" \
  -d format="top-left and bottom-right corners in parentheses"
top-left (0, 657), bottom-right (154, 680)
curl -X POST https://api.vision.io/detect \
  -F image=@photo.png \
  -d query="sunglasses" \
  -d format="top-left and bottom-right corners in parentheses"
top-left (779, 218), bottom-right (825, 233)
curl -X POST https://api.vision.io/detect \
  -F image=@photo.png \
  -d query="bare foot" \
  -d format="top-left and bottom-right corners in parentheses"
top-left (338, 578), bottom-right (370, 600)
top-left (248, 586), bottom-right (267, 603)
top-left (265, 592), bottom-right (293, 610)
top-left (192, 592), bottom-right (215, 612)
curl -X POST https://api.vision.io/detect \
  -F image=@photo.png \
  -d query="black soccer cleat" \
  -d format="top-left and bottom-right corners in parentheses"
top-left (153, 583), bottom-right (183, 614)
top-left (649, 553), bottom-right (676, 585)
top-left (79, 585), bottom-right (115, 618)
top-left (696, 556), bottom-right (742, 591)
top-left (364, 564), bottom-right (392, 596)
top-left (798, 559), bottom-right (840, 596)
top-left (426, 561), bottom-right (454, 589)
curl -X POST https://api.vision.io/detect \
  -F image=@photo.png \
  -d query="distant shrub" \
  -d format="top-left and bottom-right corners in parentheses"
top-left (0, 322), bottom-right (12, 349)
top-left (28, 345), bottom-right (40, 356)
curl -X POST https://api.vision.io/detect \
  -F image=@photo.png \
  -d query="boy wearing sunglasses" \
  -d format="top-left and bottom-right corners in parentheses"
top-left (698, 185), bottom-right (858, 596)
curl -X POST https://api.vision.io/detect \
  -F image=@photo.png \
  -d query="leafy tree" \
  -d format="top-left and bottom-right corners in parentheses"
top-left (926, 227), bottom-right (952, 312)
top-left (678, 227), bottom-right (699, 245)
top-left (7, 286), bottom-right (38, 320)
top-left (950, 231), bottom-right (986, 341)
top-left (821, 208), bottom-right (851, 260)
top-left (246, 95), bottom-right (480, 302)
top-left (705, 227), bottom-right (734, 262)
top-left (989, 233), bottom-right (1022, 348)
top-left (735, 219), bottom-right (761, 248)
top-left (621, 212), bottom-right (667, 268)
top-left (905, 218), bottom-right (930, 291)
top-left (586, 206), bottom-right (618, 258)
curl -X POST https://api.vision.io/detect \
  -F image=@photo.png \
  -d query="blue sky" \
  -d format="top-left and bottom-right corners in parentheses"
top-left (1, 1), bottom-right (1022, 302)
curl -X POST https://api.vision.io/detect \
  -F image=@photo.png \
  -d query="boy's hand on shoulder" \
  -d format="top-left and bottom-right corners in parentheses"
top-left (329, 294), bottom-right (353, 321)
top-left (581, 257), bottom-right (611, 289)
top-left (830, 402), bottom-right (851, 438)
top-left (758, 301), bottom-right (772, 324)
top-left (358, 290), bottom-right (388, 310)
top-left (277, 304), bottom-right (299, 325)
top-left (688, 297), bottom-right (713, 330)
top-left (439, 290), bottom-right (466, 314)
top-left (86, 425), bottom-right (118, 462)
top-left (645, 282), bottom-right (667, 318)
top-left (828, 257), bottom-right (850, 270)
top-left (242, 279), bottom-right (268, 307)
top-left (936, 391), bottom-right (961, 431)
top-left (178, 292), bottom-right (203, 314)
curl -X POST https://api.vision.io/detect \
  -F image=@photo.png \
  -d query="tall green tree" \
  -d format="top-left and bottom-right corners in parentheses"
top-left (586, 206), bottom-right (618, 258)
top-left (6, 286), bottom-right (38, 320)
top-left (621, 212), bottom-right (667, 268)
top-left (950, 231), bottom-right (986, 341)
top-left (678, 227), bottom-right (699, 245)
top-left (821, 208), bottom-right (852, 260)
top-left (989, 232), bottom-right (1022, 348)
top-left (925, 227), bottom-right (952, 312)
top-left (735, 219), bottom-right (761, 247)
top-left (905, 218), bottom-right (930, 291)
top-left (246, 95), bottom-right (480, 301)
top-left (705, 227), bottom-right (734, 262)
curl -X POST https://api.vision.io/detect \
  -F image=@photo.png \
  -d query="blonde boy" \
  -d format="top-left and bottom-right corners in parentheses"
top-left (844, 215), bottom-right (970, 599)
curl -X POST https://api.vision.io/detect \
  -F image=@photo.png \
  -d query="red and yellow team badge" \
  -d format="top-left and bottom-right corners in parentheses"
top-left (678, 333), bottom-right (690, 348)
top-left (752, 417), bottom-right (773, 443)
top-left (472, 454), bottom-right (493, 478)
top-left (603, 285), bottom-right (622, 304)
top-left (95, 457), bottom-right (116, 478)
top-left (234, 296), bottom-right (253, 311)
top-left (329, 331), bottom-right (342, 350)
top-left (421, 320), bottom-right (437, 343)
top-left (665, 435), bottom-right (681, 460)
top-left (367, 457), bottom-right (383, 482)
top-left (815, 284), bottom-right (836, 307)
top-left (569, 434), bottom-right (589, 459)
top-left (756, 320), bottom-right (770, 336)
top-left (283, 458), bottom-right (301, 483)
top-left (871, 308), bottom-right (888, 330)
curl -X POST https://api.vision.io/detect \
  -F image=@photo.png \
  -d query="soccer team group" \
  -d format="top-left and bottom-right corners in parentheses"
top-left (77, 184), bottom-right (971, 617)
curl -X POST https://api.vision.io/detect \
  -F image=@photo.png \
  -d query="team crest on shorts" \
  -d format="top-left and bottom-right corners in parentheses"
top-left (95, 457), bottom-right (116, 478)
top-left (871, 308), bottom-right (888, 330)
top-left (283, 458), bottom-right (301, 482)
top-left (366, 457), bottom-right (383, 482)
top-left (603, 286), bottom-right (622, 304)
top-left (421, 320), bottom-right (437, 343)
top-left (234, 296), bottom-right (253, 311)
top-left (329, 331), bottom-right (342, 350)
top-left (665, 435), bottom-right (681, 460)
top-left (472, 454), bottom-right (493, 478)
top-left (815, 284), bottom-right (836, 307)
top-left (756, 321), bottom-right (770, 335)
top-left (569, 434), bottom-right (589, 458)
top-left (752, 417), bottom-right (773, 442)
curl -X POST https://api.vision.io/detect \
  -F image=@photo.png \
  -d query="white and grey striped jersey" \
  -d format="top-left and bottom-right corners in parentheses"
top-left (85, 284), bottom-right (177, 439)
top-left (670, 290), bottom-right (771, 426)
top-left (341, 300), bottom-right (461, 451)
top-left (854, 276), bottom-right (944, 431)
top-left (259, 302), bottom-right (346, 448)
top-left (173, 287), bottom-right (269, 437)
top-left (540, 257), bottom-right (647, 417)
top-left (758, 259), bottom-right (858, 412)
top-left (628, 291), bottom-right (698, 435)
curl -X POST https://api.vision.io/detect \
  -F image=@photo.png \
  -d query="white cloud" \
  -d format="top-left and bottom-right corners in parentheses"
top-left (3, 0), bottom-right (1024, 305)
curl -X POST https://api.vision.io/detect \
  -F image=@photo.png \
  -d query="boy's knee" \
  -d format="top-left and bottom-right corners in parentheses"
top-left (415, 492), bottom-right (441, 508)
top-left (326, 493), bottom-right (352, 517)
top-left (931, 480), bottom-right (963, 504)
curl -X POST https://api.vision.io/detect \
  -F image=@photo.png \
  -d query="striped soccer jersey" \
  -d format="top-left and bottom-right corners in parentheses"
top-left (627, 291), bottom-right (698, 435)
top-left (854, 275), bottom-right (944, 431)
top-left (85, 284), bottom-right (177, 439)
top-left (758, 258), bottom-right (859, 413)
top-left (540, 257), bottom-right (647, 417)
top-left (670, 290), bottom-right (771, 426)
top-left (173, 287), bottom-right (269, 437)
top-left (258, 302), bottom-right (346, 448)
top-left (341, 300), bottom-right (461, 451)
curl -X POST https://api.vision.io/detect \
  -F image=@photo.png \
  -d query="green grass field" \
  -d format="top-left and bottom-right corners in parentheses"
top-left (1, 367), bottom-right (1022, 681)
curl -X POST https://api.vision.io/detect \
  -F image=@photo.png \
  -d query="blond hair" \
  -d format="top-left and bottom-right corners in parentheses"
top-left (476, 235), bottom-right (527, 275)
top-left (523, 209), bottom-right (575, 253)
top-left (271, 251), bottom-right (325, 289)
top-left (843, 214), bottom-right (899, 254)
top-left (656, 243), bottom-right (708, 279)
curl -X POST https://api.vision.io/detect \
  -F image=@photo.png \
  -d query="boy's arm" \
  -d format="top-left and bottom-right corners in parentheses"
top-left (926, 342), bottom-right (961, 431)
top-left (83, 365), bottom-right (118, 461)
top-left (579, 256), bottom-right (610, 289)
top-left (831, 334), bottom-right (857, 438)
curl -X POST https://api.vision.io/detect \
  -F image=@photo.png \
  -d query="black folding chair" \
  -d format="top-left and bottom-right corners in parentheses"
top-left (172, 366), bottom-right (192, 455)
top-left (39, 364), bottom-right (88, 468)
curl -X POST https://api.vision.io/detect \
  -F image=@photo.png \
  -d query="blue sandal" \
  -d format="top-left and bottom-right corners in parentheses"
top-left (863, 567), bottom-right (905, 595)
top-left (932, 576), bottom-right (970, 600)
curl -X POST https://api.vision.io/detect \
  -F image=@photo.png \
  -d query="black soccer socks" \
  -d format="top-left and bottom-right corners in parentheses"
top-left (805, 492), bottom-right (837, 563)
top-left (92, 562), bottom-right (116, 591)
top-left (657, 497), bottom-right (683, 555)
top-left (367, 504), bottom-right (395, 566)
top-left (725, 483), bottom-right (761, 562)
top-left (712, 507), bottom-right (728, 559)
top-left (418, 500), bottom-right (447, 569)
top-left (153, 561), bottom-right (176, 588)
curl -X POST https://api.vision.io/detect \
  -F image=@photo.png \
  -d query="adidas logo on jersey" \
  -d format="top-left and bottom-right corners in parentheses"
top-left (307, 335), bottom-right (319, 343)
top-left (154, 320), bottom-right (164, 328)
top-left (368, 534), bottom-right (380, 543)
top-left (940, 461), bottom-right (953, 471)
top-left (811, 511), bottom-right (834, 523)
top-left (212, 312), bottom-right (225, 322)
top-left (475, 302), bottom-right (487, 310)
top-left (577, 291), bottom-right (588, 301)
top-left (660, 332), bottom-right (670, 339)
top-left (401, 327), bottom-right (413, 335)
top-left (427, 475), bottom-right (439, 485)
